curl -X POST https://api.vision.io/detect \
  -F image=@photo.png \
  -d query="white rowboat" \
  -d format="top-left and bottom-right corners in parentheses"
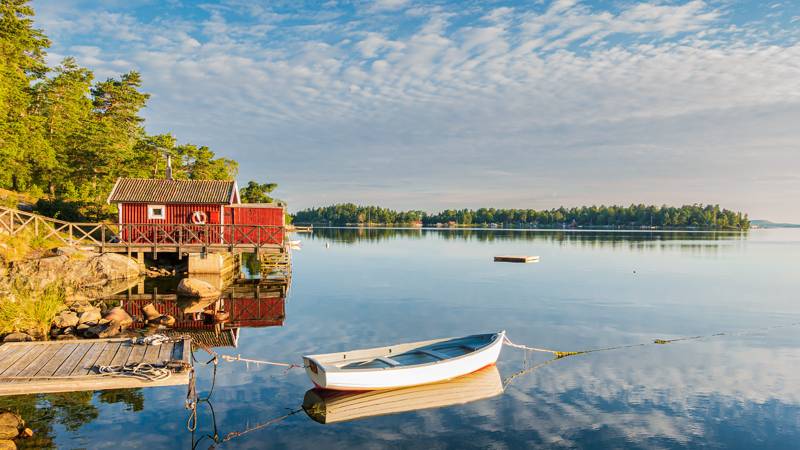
top-left (302, 331), bottom-right (505, 391)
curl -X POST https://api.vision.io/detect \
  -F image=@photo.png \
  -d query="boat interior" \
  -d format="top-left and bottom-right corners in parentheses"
top-left (332, 334), bottom-right (496, 370)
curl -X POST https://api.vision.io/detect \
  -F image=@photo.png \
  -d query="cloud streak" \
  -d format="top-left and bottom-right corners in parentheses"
top-left (31, 0), bottom-right (800, 220)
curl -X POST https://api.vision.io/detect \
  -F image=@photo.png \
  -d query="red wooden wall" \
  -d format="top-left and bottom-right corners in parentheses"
top-left (121, 203), bottom-right (222, 225)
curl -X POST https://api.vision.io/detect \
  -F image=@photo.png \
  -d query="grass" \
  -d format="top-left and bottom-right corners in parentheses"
top-left (0, 282), bottom-right (66, 340)
top-left (0, 227), bottom-right (63, 263)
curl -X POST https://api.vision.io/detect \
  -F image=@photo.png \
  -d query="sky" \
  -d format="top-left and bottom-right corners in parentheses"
top-left (30, 0), bottom-right (800, 220)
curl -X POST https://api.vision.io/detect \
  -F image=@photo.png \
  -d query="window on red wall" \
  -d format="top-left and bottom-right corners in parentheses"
top-left (147, 205), bottom-right (166, 220)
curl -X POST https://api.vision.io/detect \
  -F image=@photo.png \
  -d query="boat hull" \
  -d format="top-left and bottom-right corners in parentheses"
top-left (303, 331), bottom-right (505, 391)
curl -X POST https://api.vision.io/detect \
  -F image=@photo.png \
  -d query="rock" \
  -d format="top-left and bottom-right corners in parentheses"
top-left (176, 278), bottom-right (220, 298)
top-left (50, 246), bottom-right (79, 257)
top-left (0, 411), bottom-right (22, 429)
top-left (20, 428), bottom-right (33, 438)
top-left (142, 303), bottom-right (161, 321)
top-left (53, 310), bottom-right (79, 328)
top-left (76, 323), bottom-right (90, 331)
top-left (78, 308), bottom-right (102, 325)
top-left (2, 333), bottom-right (32, 343)
top-left (0, 426), bottom-right (16, 440)
top-left (83, 321), bottom-right (122, 339)
top-left (148, 315), bottom-right (176, 327)
top-left (103, 307), bottom-right (133, 328)
top-left (50, 328), bottom-right (61, 338)
top-left (0, 439), bottom-right (16, 450)
top-left (70, 301), bottom-right (95, 314)
top-left (91, 253), bottom-right (140, 282)
top-left (56, 334), bottom-right (78, 340)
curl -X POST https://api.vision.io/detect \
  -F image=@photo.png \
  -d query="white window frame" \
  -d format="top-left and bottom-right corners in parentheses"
top-left (147, 204), bottom-right (166, 220)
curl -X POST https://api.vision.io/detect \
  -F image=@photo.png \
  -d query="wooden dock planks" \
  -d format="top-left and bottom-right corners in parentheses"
top-left (0, 338), bottom-right (191, 396)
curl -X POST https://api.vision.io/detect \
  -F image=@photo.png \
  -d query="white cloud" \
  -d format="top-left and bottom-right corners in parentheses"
top-left (29, 0), bottom-right (800, 220)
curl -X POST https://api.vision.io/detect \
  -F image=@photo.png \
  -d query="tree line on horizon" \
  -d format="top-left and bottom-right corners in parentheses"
top-left (0, 1), bottom-right (276, 220)
top-left (293, 203), bottom-right (750, 230)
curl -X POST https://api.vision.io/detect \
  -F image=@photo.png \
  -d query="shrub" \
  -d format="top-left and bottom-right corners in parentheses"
top-left (0, 282), bottom-right (66, 340)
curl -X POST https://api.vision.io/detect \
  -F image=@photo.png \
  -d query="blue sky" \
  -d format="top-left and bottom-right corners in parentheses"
top-left (31, 0), bottom-right (800, 220)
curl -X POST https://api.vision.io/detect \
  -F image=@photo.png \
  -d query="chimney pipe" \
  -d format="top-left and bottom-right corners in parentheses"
top-left (166, 154), bottom-right (173, 180)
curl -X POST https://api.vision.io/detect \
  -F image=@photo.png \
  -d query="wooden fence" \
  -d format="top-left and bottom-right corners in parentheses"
top-left (0, 206), bottom-right (284, 253)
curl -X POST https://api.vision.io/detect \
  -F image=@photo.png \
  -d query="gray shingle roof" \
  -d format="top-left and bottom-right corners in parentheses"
top-left (107, 178), bottom-right (237, 204)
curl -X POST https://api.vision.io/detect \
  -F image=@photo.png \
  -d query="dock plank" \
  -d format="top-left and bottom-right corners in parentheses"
top-left (15, 344), bottom-right (63, 378)
top-left (109, 342), bottom-right (133, 367)
top-left (0, 338), bottom-right (192, 396)
top-left (71, 342), bottom-right (107, 376)
top-left (90, 342), bottom-right (121, 374)
top-left (35, 343), bottom-right (80, 377)
top-left (0, 345), bottom-right (35, 374)
top-left (54, 343), bottom-right (95, 376)
top-left (125, 343), bottom-right (147, 366)
top-left (1, 344), bottom-right (48, 377)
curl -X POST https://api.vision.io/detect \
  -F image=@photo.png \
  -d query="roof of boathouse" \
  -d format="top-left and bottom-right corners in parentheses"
top-left (107, 178), bottom-right (239, 204)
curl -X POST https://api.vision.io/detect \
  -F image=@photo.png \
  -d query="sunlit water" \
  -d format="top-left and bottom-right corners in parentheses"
top-left (3, 228), bottom-right (800, 449)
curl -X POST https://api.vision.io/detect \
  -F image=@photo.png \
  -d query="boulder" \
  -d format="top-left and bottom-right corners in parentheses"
top-left (148, 315), bottom-right (176, 327)
top-left (78, 308), bottom-right (102, 325)
top-left (176, 278), bottom-right (220, 298)
top-left (83, 321), bottom-right (122, 339)
top-left (103, 307), bottom-right (133, 328)
top-left (142, 303), bottom-right (161, 321)
top-left (0, 411), bottom-right (22, 429)
top-left (53, 310), bottom-right (79, 328)
top-left (56, 334), bottom-right (78, 341)
top-left (2, 333), bottom-right (32, 343)
top-left (0, 426), bottom-right (17, 440)
top-left (0, 439), bottom-right (16, 450)
top-left (90, 253), bottom-right (140, 283)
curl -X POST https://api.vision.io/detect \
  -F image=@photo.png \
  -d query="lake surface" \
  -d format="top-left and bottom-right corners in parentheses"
top-left (3, 228), bottom-right (800, 449)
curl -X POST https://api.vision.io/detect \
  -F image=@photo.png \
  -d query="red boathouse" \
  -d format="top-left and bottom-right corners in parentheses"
top-left (107, 178), bottom-right (285, 246)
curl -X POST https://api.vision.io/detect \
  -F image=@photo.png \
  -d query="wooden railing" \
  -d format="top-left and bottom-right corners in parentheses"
top-left (0, 206), bottom-right (284, 251)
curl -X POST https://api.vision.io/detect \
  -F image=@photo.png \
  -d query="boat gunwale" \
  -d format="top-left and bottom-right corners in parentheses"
top-left (303, 331), bottom-right (505, 374)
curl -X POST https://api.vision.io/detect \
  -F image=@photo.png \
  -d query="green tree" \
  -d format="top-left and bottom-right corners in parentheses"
top-left (240, 180), bottom-right (278, 203)
top-left (0, 0), bottom-right (50, 191)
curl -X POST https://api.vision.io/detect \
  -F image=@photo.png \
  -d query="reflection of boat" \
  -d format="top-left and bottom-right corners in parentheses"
top-left (287, 239), bottom-right (301, 250)
top-left (302, 365), bottom-right (503, 424)
top-left (303, 331), bottom-right (505, 391)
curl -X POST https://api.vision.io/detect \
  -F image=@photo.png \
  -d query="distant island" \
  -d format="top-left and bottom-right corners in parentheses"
top-left (293, 204), bottom-right (750, 230)
top-left (750, 220), bottom-right (800, 229)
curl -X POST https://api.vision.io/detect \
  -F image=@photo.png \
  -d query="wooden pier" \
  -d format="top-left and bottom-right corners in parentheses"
top-left (494, 255), bottom-right (540, 263)
top-left (0, 338), bottom-right (191, 396)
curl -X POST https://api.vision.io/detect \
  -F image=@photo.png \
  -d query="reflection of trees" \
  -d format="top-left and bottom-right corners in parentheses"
top-left (310, 227), bottom-right (747, 249)
top-left (98, 389), bottom-right (144, 412)
top-left (0, 389), bottom-right (144, 449)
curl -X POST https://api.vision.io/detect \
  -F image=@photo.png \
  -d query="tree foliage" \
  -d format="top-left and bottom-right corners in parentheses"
top-left (240, 181), bottom-right (278, 203)
top-left (0, 1), bottom-right (252, 220)
top-left (294, 203), bottom-right (750, 230)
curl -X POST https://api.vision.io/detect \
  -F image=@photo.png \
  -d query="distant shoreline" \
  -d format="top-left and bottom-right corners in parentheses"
top-left (302, 225), bottom-right (753, 233)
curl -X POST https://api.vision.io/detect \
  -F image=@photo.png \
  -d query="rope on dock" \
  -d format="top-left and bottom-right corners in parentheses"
top-left (97, 362), bottom-right (172, 381)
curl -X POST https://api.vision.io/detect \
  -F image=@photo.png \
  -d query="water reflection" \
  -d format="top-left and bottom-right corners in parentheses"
top-left (310, 227), bottom-right (748, 249)
top-left (302, 365), bottom-right (504, 424)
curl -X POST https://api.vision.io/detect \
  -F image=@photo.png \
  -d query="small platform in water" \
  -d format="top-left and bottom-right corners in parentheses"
top-left (0, 337), bottom-right (191, 396)
top-left (494, 255), bottom-right (540, 263)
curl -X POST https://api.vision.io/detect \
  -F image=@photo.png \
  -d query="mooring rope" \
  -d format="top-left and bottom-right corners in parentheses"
top-left (220, 408), bottom-right (304, 444)
top-left (219, 354), bottom-right (305, 370)
top-left (502, 320), bottom-right (800, 360)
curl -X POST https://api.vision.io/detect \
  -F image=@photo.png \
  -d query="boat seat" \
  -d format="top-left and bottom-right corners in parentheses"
top-left (375, 357), bottom-right (401, 367)
top-left (417, 349), bottom-right (450, 360)
top-left (460, 343), bottom-right (482, 351)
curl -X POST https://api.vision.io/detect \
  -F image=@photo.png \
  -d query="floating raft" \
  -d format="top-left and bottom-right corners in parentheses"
top-left (494, 255), bottom-right (540, 263)
top-left (0, 337), bottom-right (191, 396)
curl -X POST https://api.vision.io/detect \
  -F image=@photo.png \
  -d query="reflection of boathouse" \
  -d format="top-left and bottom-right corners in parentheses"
top-left (107, 282), bottom-right (288, 348)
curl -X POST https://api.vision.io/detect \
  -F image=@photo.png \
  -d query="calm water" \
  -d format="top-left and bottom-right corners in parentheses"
top-left (3, 228), bottom-right (800, 449)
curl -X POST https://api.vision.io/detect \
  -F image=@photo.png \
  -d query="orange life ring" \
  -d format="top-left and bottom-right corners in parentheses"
top-left (191, 211), bottom-right (207, 225)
